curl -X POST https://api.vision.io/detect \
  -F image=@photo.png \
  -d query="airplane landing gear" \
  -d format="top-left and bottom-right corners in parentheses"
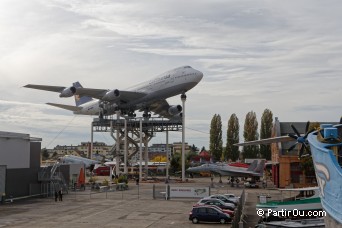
top-left (128, 111), bottom-right (136, 117)
top-left (142, 109), bottom-right (151, 118)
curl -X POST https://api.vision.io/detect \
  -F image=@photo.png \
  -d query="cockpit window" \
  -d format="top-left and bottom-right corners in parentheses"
top-left (184, 66), bottom-right (191, 68)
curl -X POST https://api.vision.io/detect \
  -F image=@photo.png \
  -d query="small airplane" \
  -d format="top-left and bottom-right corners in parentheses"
top-left (58, 155), bottom-right (100, 169)
top-left (187, 160), bottom-right (265, 178)
top-left (24, 66), bottom-right (203, 119)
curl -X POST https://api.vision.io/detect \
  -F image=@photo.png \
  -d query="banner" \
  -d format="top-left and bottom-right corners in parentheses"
top-left (169, 186), bottom-right (209, 198)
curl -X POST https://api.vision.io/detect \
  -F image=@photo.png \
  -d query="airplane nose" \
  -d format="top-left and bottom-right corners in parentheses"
top-left (195, 70), bottom-right (203, 82)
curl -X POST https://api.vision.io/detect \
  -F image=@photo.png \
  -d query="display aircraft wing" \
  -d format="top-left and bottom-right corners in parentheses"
top-left (218, 160), bottom-right (265, 177)
top-left (147, 99), bottom-right (182, 119)
top-left (234, 135), bottom-right (294, 146)
top-left (76, 88), bottom-right (146, 101)
top-left (46, 103), bottom-right (82, 112)
top-left (187, 160), bottom-right (265, 178)
top-left (58, 155), bottom-right (100, 169)
top-left (24, 84), bottom-right (146, 102)
top-left (24, 84), bottom-right (66, 92)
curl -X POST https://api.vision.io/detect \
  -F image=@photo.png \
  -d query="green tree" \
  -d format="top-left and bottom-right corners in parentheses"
top-left (191, 144), bottom-right (198, 153)
top-left (201, 146), bottom-right (206, 152)
top-left (243, 111), bottom-right (259, 159)
top-left (41, 148), bottom-right (49, 160)
top-left (210, 114), bottom-right (223, 161)
top-left (225, 113), bottom-right (240, 162)
top-left (170, 153), bottom-right (181, 173)
top-left (260, 109), bottom-right (273, 160)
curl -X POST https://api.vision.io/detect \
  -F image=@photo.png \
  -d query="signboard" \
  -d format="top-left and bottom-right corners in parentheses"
top-left (169, 186), bottom-right (209, 198)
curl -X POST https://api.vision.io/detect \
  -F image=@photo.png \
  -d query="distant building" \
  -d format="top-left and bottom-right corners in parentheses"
top-left (190, 150), bottom-right (211, 164)
top-left (0, 131), bottom-right (42, 200)
top-left (148, 143), bottom-right (172, 153)
top-left (172, 142), bottom-right (191, 154)
top-left (271, 117), bottom-right (336, 188)
top-left (48, 142), bottom-right (112, 159)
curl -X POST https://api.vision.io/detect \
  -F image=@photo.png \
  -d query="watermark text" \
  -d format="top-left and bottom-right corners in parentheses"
top-left (257, 209), bottom-right (326, 218)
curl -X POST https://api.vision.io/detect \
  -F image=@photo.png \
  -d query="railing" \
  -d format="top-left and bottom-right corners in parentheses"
top-left (231, 189), bottom-right (246, 228)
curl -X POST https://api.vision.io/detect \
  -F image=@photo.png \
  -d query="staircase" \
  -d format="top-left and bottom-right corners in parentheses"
top-left (38, 160), bottom-right (68, 196)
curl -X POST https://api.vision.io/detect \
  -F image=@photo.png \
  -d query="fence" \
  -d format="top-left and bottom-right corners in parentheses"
top-left (66, 183), bottom-right (167, 201)
top-left (231, 189), bottom-right (246, 228)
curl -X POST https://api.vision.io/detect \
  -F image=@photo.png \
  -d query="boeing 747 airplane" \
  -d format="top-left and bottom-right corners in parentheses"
top-left (24, 66), bottom-right (203, 119)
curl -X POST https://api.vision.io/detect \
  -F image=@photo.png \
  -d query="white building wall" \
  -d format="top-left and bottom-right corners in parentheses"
top-left (0, 132), bottom-right (30, 169)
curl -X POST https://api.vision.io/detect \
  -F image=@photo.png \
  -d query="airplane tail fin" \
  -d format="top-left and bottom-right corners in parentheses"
top-left (73, 82), bottom-right (92, 106)
top-left (254, 160), bottom-right (266, 176)
top-left (247, 160), bottom-right (258, 171)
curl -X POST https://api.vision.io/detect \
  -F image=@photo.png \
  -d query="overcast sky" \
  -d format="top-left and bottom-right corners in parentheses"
top-left (1, 0), bottom-right (342, 150)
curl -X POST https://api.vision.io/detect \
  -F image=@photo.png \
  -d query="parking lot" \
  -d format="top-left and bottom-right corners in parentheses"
top-left (0, 178), bottom-right (252, 227)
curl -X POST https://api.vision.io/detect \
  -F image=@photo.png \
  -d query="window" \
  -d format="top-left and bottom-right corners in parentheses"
top-left (207, 208), bottom-right (217, 214)
top-left (198, 208), bottom-right (206, 213)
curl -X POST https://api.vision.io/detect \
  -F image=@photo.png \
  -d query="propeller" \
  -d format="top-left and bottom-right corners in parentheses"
top-left (287, 121), bottom-right (315, 158)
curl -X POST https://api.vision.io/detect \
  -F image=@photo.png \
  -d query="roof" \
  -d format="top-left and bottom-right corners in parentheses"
top-left (0, 131), bottom-right (42, 141)
top-left (199, 151), bottom-right (211, 157)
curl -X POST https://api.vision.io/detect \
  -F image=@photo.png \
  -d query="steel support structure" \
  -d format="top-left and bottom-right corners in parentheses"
top-left (91, 116), bottom-right (183, 179)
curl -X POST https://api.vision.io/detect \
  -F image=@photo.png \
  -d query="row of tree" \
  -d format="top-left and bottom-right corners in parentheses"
top-left (209, 109), bottom-right (273, 162)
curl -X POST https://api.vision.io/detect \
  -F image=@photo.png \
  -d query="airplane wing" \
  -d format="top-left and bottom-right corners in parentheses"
top-left (147, 99), bottom-right (183, 119)
top-left (24, 84), bottom-right (146, 102)
top-left (234, 136), bottom-right (294, 146)
top-left (24, 84), bottom-right (66, 92)
top-left (46, 103), bottom-right (82, 111)
top-left (75, 88), bottom-right (146, 103)
top-left (148, 100), bottom-right (170, 118)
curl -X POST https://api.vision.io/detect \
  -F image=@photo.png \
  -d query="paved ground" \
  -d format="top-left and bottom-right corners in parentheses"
top-left (0, 177), bottom-right (266, 228)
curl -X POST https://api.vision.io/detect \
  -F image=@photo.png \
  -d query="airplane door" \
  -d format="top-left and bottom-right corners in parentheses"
top-left (0, 166), bottom-right (6, 202)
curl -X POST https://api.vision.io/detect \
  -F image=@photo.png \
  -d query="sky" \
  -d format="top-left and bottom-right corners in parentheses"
top-left (1, 0), bottom-right (342, 150)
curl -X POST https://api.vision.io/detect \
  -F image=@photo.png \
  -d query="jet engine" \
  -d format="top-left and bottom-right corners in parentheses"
top-left (59, 86), bottom-right (76, 97)
top-left (102, 89), bottom-right (120, 101)
top-left (168, 105), bottom-right (182, 115)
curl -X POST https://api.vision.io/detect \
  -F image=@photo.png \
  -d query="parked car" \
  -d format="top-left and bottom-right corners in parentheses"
top-left (193, 205), bottom-right (234, 218)
top-left (244, 181), bottom-right (259, 188)
top-left (189, 206), bottom-right (231, 224)
top-left (194, 198), bottom-right (235, 211)
top-left (209, 194), bottom-right (238, 206)
top-left (223, 193), bottom-right (240, 204)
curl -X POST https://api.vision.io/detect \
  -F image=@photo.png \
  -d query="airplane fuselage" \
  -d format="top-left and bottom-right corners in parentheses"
top-left (73, 66), bottom-right (203, 116)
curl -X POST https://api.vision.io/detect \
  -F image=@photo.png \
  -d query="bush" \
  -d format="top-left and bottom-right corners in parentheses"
top-left (89, 176), bottom-right (97, 183)
top-left (117, 175), bottom-right (128, 184)
top-left (102, 179), bottom-right (109, 186)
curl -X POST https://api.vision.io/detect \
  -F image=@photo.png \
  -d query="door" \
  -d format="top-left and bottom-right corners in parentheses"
top-left (207, 208), bottom-right (219, 222)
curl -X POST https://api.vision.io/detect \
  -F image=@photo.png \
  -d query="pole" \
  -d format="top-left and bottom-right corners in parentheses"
top-left (181, 94), bottom-right (186, 182)
top-left (165, 130), bottom-right (169, 183)
top-left (90, 122), bottom-right (93, 159)
top-left (115, 111), bottom-right (121, 177)
top-left (144, 135), bottom-right (148, 180)
top-left (124, 118), bottom-right (128, 175)
top-left (139, 117), bottom-right (143, 182)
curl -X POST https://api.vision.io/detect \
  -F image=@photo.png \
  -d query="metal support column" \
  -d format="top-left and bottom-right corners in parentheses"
top-left (165, 130), bottom-right (169, 183)
top-left (124, 118), bottom-right (128, 175)
top-left (144, 134), bottom-right (148, 180)
top-left (181, 94), bottom-right (186, 182)
top-left (139, 118), bottom-right (143, 182)
top-left (90, 122), bottom-right (93, 159)
top-left (115, 111), bottom-right (121, 177)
